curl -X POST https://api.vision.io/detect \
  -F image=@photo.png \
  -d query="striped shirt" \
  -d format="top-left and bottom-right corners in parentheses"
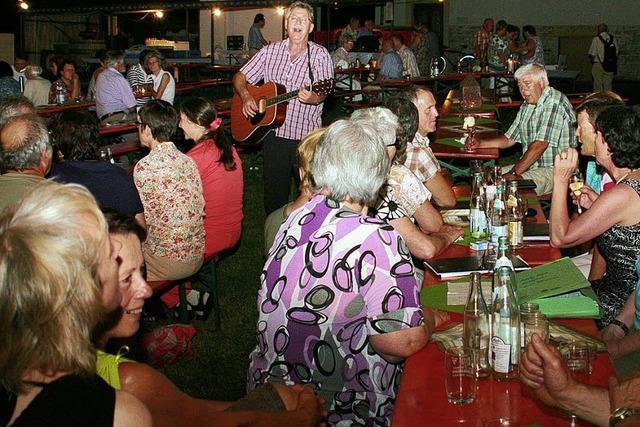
top-left (505, 86), bottom-right (576, 170)
top-left (126, 64), bottom-right (153, 107)
top-left (240, 39), bottom-right (334, 141)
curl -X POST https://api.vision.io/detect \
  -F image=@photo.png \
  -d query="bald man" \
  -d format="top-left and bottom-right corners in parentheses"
top-left (0, 114), bottom-right (52, 211)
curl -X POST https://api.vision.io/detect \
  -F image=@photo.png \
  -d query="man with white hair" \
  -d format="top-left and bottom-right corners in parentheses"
top-left (95, 50), bottom-right (137, 125)
top-left (23, 65), bottom-right (51, 106)
top-left (0, 95), bottom-right (36, 129)
top-left (0, 114), bottom-right (52, 211)
top-left (468, 64), bottom-right (575, 195)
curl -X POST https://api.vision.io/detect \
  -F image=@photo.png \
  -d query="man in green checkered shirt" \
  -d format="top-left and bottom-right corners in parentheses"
top-left (471, 63), bottom-right (576, 195)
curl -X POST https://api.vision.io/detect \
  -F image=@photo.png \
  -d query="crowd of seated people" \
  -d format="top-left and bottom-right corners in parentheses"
top-left (3, 10), bottom-right (640, 426)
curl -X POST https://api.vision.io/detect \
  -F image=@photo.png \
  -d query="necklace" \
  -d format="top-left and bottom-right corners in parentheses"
top-left (616, 169), bottom-right (637, 184)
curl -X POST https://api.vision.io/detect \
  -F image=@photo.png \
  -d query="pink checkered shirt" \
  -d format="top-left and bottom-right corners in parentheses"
top-left (240, 39), bottom-right (333, 141)
top-left (404, 132), bottom-right (441, 196)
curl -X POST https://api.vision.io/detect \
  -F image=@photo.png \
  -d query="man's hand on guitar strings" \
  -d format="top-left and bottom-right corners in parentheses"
top-left (241, 93), bottom-right (259, 118)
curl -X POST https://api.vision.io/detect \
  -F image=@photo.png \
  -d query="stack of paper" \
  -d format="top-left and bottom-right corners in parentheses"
top-left (422, 257), bottom-right (600, 318)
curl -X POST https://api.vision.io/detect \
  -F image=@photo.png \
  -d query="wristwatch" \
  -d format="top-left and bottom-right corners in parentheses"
top-left (610, 407), bottom-right (639, 426)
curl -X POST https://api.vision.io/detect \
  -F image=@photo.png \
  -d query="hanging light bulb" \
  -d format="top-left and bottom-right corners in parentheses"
top-left (212, 8), bottom-right (222, 17)
top-left (154, 10), bottom-right (164, 19)
top-left (19, 1), bottom-right (29, 10)
top-left (276, 6), bottom-right (285, 16)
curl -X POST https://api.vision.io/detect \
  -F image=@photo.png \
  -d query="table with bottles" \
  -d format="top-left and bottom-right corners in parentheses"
top-left (392, 183), bottom-right (616, 426)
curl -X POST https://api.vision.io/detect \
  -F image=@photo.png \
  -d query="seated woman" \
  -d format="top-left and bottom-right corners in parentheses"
top-left (133, 100), bottom-right (204, 287)
top-left (351, 105), bottom-right (462, 260)
top-left (264, 128), bottom-right (324, 255)
top-left (550, 106), bottom-right (640, 330)
top-left (146, 51), bottom-right (175, 105)
top-left (0, 181), bottom-right (151, 426)
top-left (249, 119), bottom-right (446, 426)
top-left (49, 110), bottom-right (145, 225)
top-left (95, 210), bottom-right (322, 427)
top-left (179, 98), bottom-right (243, 261)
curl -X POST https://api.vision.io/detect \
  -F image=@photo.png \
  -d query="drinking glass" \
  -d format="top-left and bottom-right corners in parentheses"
top-left (445, 347), bottom-right (477, 404)
top-left (569, 170), bottom-right (584, 214)
top-left (523, 314), bottom-right (549, 347)
top-left (562, 342), bottom-right (591, 383)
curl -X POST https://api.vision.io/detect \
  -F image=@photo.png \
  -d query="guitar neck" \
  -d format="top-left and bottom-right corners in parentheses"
top-left (265, 88), bottom-right (301, 107)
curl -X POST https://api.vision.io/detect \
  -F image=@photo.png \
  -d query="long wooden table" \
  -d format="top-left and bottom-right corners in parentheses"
top-left (392, 188), bottom-right (615, 426)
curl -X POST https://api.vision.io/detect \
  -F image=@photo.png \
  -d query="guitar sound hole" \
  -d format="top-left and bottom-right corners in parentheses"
top-left (250, 113), bottom-right (265, 125)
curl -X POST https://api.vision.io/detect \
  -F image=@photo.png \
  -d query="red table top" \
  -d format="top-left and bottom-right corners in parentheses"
top-left (36, 101), bottom-right (96, 115)
top-left (393, 187), bottom-right (614, 426)
top-left (392, 316), bottom-right (615, 426)
top-left (431, 97), bottom-right (500, 160)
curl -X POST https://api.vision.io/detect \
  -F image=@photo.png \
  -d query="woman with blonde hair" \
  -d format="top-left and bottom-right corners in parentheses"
top-left (146, 50), bottom-right (175, 105)
top-left (0, 181), bottom-right (151, 427)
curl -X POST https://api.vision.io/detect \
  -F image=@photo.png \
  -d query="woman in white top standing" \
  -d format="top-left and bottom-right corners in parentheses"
top-left (146, 50), bottom-right (175, 105)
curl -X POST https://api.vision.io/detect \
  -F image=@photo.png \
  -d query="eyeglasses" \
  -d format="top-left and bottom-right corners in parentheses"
top-left (135, 120), bottom-right (143, 127)
top-left (386, 141), bottom-right (400, 149)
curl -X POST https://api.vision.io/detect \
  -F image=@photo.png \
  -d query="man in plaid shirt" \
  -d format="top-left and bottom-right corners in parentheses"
top-left (469, 64), bottom-right (576, 195)
top-left (233, 1), bottom-right (333, 214)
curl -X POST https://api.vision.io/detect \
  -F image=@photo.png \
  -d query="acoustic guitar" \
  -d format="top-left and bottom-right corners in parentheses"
top-left (231, 79), bottom-right (334, 143)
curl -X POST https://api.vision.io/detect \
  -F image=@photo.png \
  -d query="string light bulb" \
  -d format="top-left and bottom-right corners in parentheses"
top-left (276, 6), bottom-right (285, 16)
top-left (19, 1), bottom-right (29, 10)
top-left (154, 10), bottom-right (164, 18)
top-left (212, 8), bottom-right (222, 16)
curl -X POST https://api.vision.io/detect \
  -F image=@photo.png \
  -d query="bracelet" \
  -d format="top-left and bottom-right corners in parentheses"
top-left (610, 319), bottom-right (630, 336)
top-left (610, 407), bottom-right (639, 426)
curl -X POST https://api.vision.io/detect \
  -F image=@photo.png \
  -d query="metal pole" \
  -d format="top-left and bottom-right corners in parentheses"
top-left (211, 7), bottom-right (216, 65)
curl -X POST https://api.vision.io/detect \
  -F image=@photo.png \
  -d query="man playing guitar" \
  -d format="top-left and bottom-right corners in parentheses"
top-left (233, 1), bottom-right (333, 215)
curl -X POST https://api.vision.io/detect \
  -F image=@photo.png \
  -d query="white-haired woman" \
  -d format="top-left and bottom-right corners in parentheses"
top-left (352, 106), bottom-right (462, 260)
top-left (0, 181), bottom-right (151, 426)
top-left (248, 119), bottom-right (446, 426)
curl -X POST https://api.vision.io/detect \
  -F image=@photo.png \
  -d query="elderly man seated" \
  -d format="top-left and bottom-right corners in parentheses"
top-left (378, 38), bottom-right (403, 80)
top-left (0, 113), bottom-right (52, 212)
top-left (392, 34), bottom-right (420, 78)
top-left (331, 33), bottom-right (362, 101)
top-left (468, 63), bottom-right (575, 195)
top-left (95, 50), bottom-right (137, 125)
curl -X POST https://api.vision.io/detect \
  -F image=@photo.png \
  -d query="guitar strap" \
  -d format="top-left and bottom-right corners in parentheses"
top-left (307, 42), bottom-right (314, 89)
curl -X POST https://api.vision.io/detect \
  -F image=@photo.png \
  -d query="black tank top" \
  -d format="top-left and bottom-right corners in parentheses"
top-left (1, 374), bottom-right (115, 427)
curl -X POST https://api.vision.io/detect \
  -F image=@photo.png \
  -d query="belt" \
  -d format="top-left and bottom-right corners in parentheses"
top-left (100, 111), bottom-right (125, 121)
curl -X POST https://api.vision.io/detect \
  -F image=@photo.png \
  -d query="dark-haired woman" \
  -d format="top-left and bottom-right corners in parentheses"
top-left (550, 106), bottom-right (640, 330)
top-left (179, 97), bottom-right (243, 261)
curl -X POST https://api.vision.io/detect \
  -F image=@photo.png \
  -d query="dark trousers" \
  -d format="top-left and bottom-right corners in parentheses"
top-left (263, 132), bottom-right (299, 215)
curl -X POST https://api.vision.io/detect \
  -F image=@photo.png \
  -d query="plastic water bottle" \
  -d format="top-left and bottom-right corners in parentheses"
top-left (55, 81), bottom-right (66, 105)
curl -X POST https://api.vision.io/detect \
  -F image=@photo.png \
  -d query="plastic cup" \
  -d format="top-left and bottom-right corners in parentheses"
top-left (445, 347), bottom-right (477, 405)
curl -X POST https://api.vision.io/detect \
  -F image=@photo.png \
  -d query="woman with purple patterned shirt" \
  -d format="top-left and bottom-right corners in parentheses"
top-left (249, 119), bottom-right (446, 426)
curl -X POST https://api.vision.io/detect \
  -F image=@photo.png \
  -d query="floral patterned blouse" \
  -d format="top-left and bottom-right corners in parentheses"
top-left (133, 141), bottom-right (204, 262)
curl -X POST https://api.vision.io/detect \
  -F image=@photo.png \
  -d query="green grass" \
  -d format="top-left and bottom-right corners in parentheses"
top-left (157, 150), bottom-right (266, 401)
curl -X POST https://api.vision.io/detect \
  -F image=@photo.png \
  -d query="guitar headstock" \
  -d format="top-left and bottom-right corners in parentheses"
top-left (310, 78), bottom-right (335, 95)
